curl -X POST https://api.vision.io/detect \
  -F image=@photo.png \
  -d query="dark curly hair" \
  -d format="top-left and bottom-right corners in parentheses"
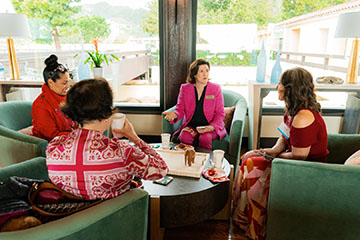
top-left (280, 67), bottom-right (321, 116)
top-left (186, 59), bottom-right (210, 84)
top-left (61, 79), bottom-right (114, 126)
top-left (43, 54), bottom-right (68, 85)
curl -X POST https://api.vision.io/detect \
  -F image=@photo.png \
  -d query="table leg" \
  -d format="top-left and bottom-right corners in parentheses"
top-left (0, 84), bottom-right (4, 102)
top-left (150, 195), bottom-right (164, 240)
top-left (211, 165), bottom-right (234, 220)
top-left (248, 82), bottom-right (261, 150)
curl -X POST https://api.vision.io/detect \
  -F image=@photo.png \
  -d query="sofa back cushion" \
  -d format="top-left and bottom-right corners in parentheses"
top-left (0, 101), bottom-right (33, 131)
top-left (327, 133), bottom-right (360, 164)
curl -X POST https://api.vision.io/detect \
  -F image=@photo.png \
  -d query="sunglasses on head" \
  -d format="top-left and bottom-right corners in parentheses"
top-left (49, 64), bottom-right (68, 78)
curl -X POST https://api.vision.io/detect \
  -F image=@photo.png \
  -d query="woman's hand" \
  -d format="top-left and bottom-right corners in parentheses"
top-left (163, 111), bottom-right (177, 122)
top-left (196, 125), bottom-right (214, 134)
top-left (113, 119), bottom-right (140, 144)
top-left (259, 148), bottom-right (278, 158)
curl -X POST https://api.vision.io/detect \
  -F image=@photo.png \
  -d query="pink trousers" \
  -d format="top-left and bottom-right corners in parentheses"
top-left (178, 127), bottom-right (217, 150)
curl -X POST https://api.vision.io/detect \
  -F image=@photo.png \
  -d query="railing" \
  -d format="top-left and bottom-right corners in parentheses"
top-left (277, 51), bottom-right (360, 75)
top-left (0, 50), bottom-right (152, 81)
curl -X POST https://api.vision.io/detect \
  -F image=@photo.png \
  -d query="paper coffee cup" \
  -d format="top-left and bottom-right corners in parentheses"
top-left (161, 133), bottom-right (171, 149)
top-left (213, 149), bottom-right (225, 169)
top-left (112, 113), bottom-right (126, 130)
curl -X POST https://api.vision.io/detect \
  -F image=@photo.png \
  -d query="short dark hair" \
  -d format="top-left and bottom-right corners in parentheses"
top-left (186, 59), bottom-right (210, 84)
top-left (61, 79), bottom-right (114, 126)
top-left (43, 54), bottom-right (68, 85)
top-left (280, 67), bottom-right (321, 116)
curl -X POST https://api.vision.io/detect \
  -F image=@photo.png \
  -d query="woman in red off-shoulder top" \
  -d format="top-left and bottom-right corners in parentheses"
top-left (232, 68), bottom-right (329, 240)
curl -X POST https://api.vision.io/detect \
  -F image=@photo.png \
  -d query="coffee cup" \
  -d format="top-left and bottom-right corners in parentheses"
top-left (112, 113), bottom-right (126, 130)
top-left (213, 149), bottom-right (225, 169)
top-left (112, 113), bottom-right (126, 138)
top-left (161, 133), bottom-right (171, 149)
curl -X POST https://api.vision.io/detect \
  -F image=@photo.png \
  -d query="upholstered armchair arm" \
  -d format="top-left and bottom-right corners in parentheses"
top-left (327, 133), bottom-right (360, 164)
top-left (0, 187), bottom-right (149, 240)
top-left (162, 106), bottom-right (183, 138)
top-left (267, 159), bottom-right (360, 240)
top-left (228, 97), bottom-right (247, 168)
top-left (0, 157), bottom-right (149, 240)
top-left (0, 126), bottom-right (48, 167)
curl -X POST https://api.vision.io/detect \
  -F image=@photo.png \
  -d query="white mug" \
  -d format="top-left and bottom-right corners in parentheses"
top-left (161, 133), bottom-right (171, 149)
top-left (112, 113), bottom-right (126, 138)
top-left (213, 149), bottom-right (225, 169)
top-left (111, 113), bottom-right (126, 129)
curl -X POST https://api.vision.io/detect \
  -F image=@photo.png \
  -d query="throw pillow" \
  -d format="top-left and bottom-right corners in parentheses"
top-left (18, 126), bottom-right (33, 136)
top-left (224, 106), bottom-right (235, 132)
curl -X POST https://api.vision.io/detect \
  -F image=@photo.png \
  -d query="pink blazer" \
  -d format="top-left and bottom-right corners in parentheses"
top-left (171, 82), bottom-right (226, 140)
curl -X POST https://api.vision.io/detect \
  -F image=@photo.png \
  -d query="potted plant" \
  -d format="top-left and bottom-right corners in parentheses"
top-left (83, 39), bottom-right (120, 78)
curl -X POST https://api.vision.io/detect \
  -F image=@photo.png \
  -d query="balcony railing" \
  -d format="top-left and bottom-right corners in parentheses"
top-left (277, 51), bottom-right (359, 76)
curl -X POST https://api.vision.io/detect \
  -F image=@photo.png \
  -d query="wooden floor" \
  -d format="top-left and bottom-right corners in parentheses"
top-left (163, 219), bottom-right (249, 240)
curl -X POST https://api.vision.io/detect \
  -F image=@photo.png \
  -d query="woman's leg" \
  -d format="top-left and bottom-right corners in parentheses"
top-left (232, 154), bottom-right (271, 240)
top-left (179, 127), bottom-right (198, 145)
top-left (198, 131), bottom-right (218, 150)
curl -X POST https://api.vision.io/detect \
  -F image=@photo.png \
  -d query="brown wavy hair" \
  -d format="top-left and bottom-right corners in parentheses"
top-left (280, 67), bottom-right (321, 116)
top-left (186, 59), bottom-right (210, 84)
top-left (61, 78), bottom-right (115, 126)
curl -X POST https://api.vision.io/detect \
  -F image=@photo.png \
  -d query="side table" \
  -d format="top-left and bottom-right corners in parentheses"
top-left (144, 152), bottom-right (234, 240)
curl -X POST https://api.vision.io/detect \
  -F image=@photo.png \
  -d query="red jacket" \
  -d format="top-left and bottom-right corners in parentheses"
top-left (32, 84), bottom-right (77, 141)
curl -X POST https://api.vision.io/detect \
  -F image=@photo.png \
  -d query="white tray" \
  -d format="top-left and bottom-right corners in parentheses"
top-left (156, 149), bottom-right (209, 178)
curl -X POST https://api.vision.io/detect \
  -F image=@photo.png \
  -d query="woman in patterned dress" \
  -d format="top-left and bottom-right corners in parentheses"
top-left (46, 78), bottom-right (168, 200)
top-left (232, 67), bottom-right (329, 240)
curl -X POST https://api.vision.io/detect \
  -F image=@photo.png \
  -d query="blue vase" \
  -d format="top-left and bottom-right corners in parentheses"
top-left (270, 45), bottom-right (282, 84)
top-left (77, 44), bottom-right (91, 81)
top-left (256, 40), bottom-right (266, 83)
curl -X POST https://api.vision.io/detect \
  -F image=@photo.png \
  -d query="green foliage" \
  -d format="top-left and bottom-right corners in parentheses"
top-left (75, 15), bottom-right (110, 43)
top-left (12, 0), bottom-right (81, 48)
top-left (11, 0), bottom-right (81, 29)
top-left (141, 0), bottom-right (159, 36)
top-left (82, 52), bottom-right (120, 68)
top-left (198, 0), bottom-right (282, 27)
top-left (196, 50), bottom-right (255, 66)
top-left (281, 0), bottom-right (348, 20)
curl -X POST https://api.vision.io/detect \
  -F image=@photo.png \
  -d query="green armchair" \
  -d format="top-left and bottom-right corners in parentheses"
top-left (0, 157), bottom-right (149, 240)
top-left (162, 89), bottom-right (247, 170)
top-left (266, 133), bottom-right (360, 240)
top-left (0, 101), bottom-right (47, 167)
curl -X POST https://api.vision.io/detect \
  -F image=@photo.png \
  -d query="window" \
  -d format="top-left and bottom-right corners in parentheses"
top-left (0, 0), bottom-right (161, 110)
top-left (196, 0), bottom-right (354, 110)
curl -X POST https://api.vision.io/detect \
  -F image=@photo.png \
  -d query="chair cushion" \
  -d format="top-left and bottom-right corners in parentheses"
top-left (224, 106), bottom-right (235, 132)
top-left (18, 126), bottom-right (33, 136)
top-left (212, 133), bottom-right (229, 151)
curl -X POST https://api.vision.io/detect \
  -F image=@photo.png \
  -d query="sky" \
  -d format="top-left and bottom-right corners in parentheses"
top-left (1, 0), bottom-right (154, 13)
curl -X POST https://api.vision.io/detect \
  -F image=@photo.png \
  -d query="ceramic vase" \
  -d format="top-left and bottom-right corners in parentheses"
top-left (256, 40), bottom-right (267, 83)
top-left (270, 41), bottom-right (282, 84)
top-left (93, 67), bottom-right (104, 78)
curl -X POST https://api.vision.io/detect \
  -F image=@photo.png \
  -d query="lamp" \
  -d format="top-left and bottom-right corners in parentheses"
top-left (0, 13), bottom-right (31, 80)
top-left (335, 12), bottom-right (360, 84)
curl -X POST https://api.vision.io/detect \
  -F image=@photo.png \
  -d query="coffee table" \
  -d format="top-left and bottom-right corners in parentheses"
top-left (143, 147), bottom-right (234, 240)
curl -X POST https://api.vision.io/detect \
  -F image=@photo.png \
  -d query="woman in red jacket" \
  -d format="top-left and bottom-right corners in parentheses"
top-left (31, 54), bottom-right (77, 141)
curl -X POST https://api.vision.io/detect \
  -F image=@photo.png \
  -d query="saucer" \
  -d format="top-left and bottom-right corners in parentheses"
top-left (174, 143), bottom-right (194, 151)
top-left (203, 168), bottom-right (226, 178)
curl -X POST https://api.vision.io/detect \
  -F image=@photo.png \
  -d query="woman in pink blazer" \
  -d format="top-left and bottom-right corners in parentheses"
top-left (163, 59), bottom-right (226, 150)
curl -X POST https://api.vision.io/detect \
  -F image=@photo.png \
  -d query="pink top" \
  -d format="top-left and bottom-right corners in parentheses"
top-left (46, 128), bottom-right (168, 199)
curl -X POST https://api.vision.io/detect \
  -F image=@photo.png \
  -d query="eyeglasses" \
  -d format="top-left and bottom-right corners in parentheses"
top-left (49, 64), bottom-right (68, 79)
